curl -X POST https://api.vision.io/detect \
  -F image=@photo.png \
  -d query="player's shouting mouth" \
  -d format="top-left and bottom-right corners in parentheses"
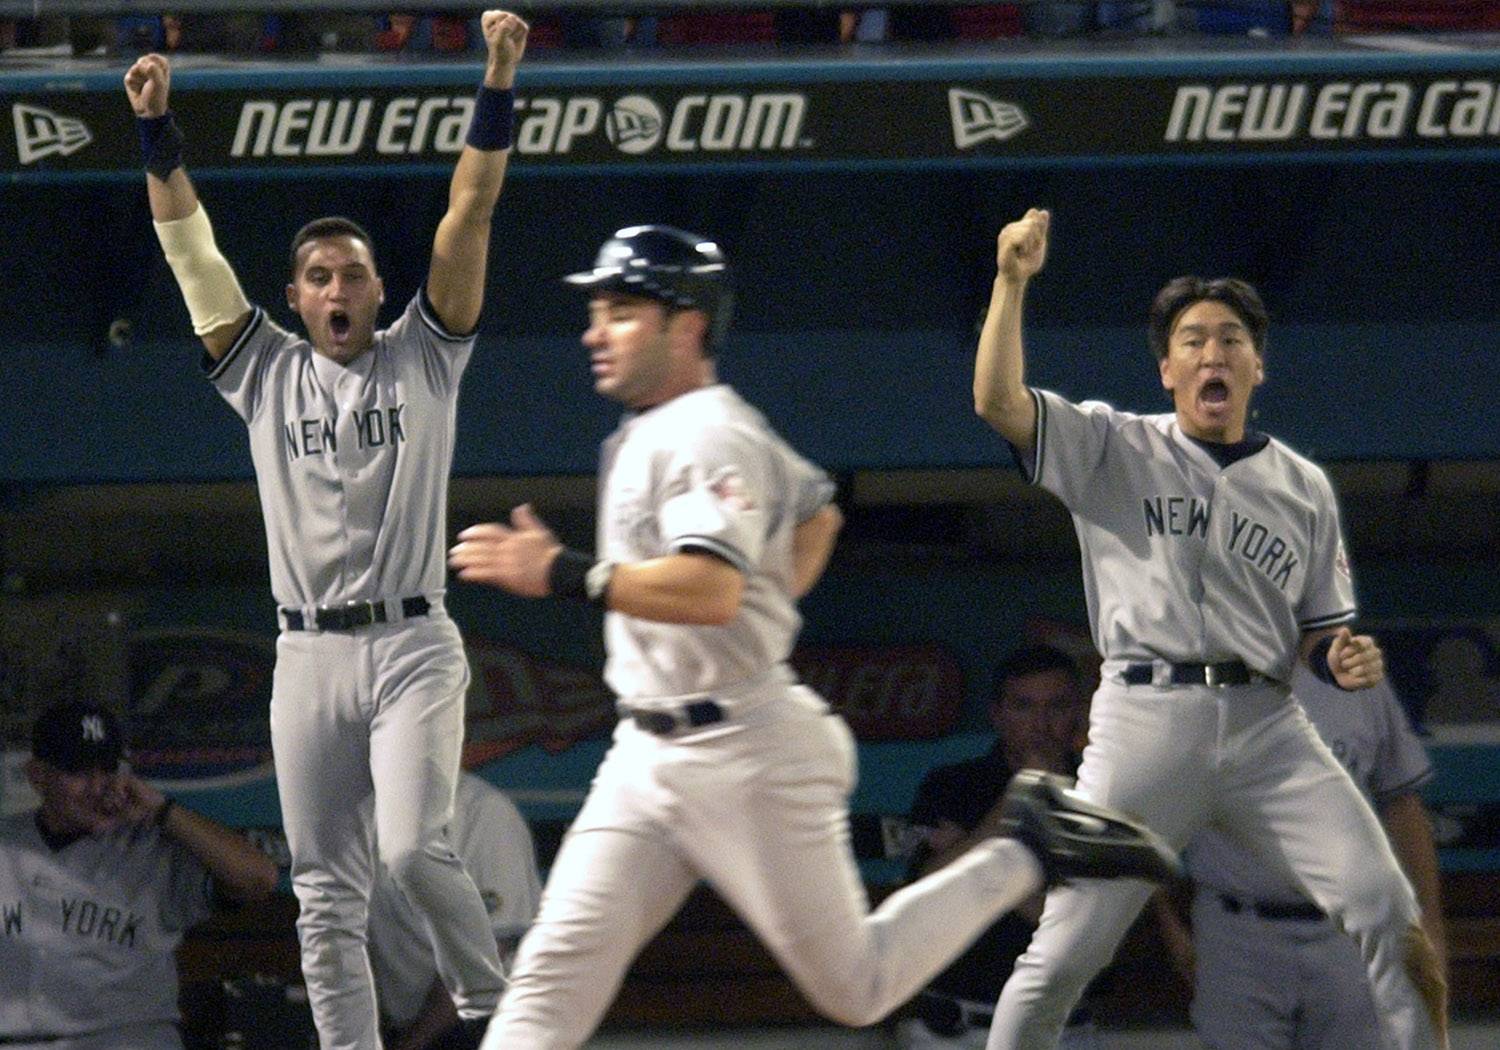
top-left (1157, 298), bottom-right (1265, 443)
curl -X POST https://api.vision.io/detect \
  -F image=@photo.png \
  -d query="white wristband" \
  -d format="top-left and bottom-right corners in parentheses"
top-left (153, 204), bottom-right (252, 336)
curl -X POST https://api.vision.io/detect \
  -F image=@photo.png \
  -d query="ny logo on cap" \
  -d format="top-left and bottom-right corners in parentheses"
top-left (12, 103), bottom-right (93, 165)
top-left (80, 715), bottom-right (107, 743)
top-left (947, 89), bottom-right (1029, 150)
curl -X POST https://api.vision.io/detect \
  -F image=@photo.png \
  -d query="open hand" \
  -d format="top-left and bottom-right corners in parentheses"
top-left (449, 503), bottom-right (560, 596)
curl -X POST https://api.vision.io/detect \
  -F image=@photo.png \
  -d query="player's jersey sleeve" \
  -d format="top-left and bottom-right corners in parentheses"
top-left (382, 291), bottom-right (479, 395)
top-left (1294, 468), bottom-right (1358, 631)
top-left (790, 447), bottom-right (837, 524)
top-left (203, 306), bottom-right (296, 422)
top-left (657, 424), bottom-right (777, 573)
top-left (1367, 682), bottom-right (1435, 803)
top-left (1022, 388), bottom-right (1118, 510)
top-left (155, 832), bottom-right (217, 933)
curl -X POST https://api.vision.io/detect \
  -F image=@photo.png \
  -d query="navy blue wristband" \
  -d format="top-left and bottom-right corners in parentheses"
top-left (466, 86), bottom-right (515, 151)
top-left (1307, 634), bottom-right (1345, 688)
top-left (138, 111), bottom-right (184, 179)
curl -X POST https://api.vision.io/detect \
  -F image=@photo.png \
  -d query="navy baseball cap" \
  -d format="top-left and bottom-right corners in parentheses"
top-left (31, 702), bottom-right (125, 773)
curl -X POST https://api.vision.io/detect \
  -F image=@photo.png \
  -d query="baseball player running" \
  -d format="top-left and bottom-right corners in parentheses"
top-left (124, 15), bottom-right (528, 1049)
top-left (447, 225), bottom-right (1181, 1050)
top-left (972, 208), bottom-right (1448, 1050)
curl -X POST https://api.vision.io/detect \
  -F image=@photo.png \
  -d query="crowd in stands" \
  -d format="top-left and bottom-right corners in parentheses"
top-left (2, 0), bottom-right (1498, 57)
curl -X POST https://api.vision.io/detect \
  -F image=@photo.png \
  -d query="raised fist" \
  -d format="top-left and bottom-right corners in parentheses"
top-left (997, 208), bottom-right (1050, 283)
top-left (124, 53), bottom-right (171, 118)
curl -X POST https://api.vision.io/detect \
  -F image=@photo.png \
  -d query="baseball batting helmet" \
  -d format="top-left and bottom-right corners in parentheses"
top-left (564, 225), bottom-right (734, 350)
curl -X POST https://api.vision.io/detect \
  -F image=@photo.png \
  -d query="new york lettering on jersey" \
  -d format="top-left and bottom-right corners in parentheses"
top-left (282, 404), bottom-right (407, 460)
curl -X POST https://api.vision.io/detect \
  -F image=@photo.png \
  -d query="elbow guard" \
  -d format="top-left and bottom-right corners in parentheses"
top-left (153, 204), bottom-right (252, 335)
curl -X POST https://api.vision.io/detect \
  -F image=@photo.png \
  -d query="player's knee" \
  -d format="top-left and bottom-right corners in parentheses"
top-left (794, 969), bottom-right (886, 1027)
top-left (1016, 937), bottom-right (1112, 997)
top-left (380, 840), bottom-right (446, 895)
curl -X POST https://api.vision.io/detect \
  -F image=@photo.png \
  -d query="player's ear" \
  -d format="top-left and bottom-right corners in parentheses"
top-left (1158, 352), bottom-right (1175, 391)
top-left (669, 308), bottom-right (708, 348)
top-left (286, 282), bottom-right (298, 312)
top-left (1253, 349), bottom-right (1266, 387)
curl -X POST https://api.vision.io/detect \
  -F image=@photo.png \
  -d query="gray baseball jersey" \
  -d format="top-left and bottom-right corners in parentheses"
top-left (1187, 668), bottom-right (1433, 903)
top-left (208, 292), bottom-right (504, 1049)
top-left (487, 380), bottom-right (1052, 1049)
top-left (366, 774), bottom-right (540, 1029)
top-left (1024, 389), bottom-right (1355, 680)
top-left (207, 293), bottom-right (471, 609)
top-left (596, 383), bottom-right (834, 707)
top-left (0, 813), bottom-right (213, 1044)
top-left (990, 389), bottom-right (1439, 1050)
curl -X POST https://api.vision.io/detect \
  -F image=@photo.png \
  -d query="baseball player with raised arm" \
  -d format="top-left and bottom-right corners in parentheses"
top-left (447, 224), bottom-right (1181, 1050)
top-left (123, 15), bottom-right (528, 1049)
top-left (1, 702), bottom-right (278, 1050)
top-left (972, 208), bottom-right (1449, 1050)
top-left (1158, 666), bottom-right (1447, 1050)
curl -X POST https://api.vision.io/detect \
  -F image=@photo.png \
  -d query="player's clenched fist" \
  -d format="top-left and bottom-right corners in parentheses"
top-left (481, 10), bottom-right (529, 86)
top-left (997, 207), bottom-right (1050, 283)
top-left (449, 504), bottom-right (560, 597)
top-left (1326, 626), bottom-right (1386, 690)
top-left (124, 53), bottom-right (171, 118)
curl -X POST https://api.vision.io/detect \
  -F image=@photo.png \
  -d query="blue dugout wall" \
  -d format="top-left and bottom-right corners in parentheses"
top-left (4, 39), bottom-right (1500, 482)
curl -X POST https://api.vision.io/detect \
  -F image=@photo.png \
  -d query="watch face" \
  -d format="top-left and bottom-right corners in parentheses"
top-left (585, 560), bottom-right (616, 601)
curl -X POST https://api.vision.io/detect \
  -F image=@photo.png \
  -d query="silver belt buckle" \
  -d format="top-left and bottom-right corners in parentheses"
top-left (1204, 663), bottom-right (1223, 688)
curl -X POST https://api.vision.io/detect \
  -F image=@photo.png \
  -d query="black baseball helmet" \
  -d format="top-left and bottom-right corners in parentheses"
top-left (564, 225), bottom-right (734, 350)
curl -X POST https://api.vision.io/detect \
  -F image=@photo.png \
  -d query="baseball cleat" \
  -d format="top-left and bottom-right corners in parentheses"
top-left (998, 769), bottom-right (1183, 885)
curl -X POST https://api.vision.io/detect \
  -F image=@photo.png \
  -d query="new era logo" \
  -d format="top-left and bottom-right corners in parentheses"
top-left (13, 103), bottom-right (93, 164)
top-left (948, 89), bottom-right (1028, 150)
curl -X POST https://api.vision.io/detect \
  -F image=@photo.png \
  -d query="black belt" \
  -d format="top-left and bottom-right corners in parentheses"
top-left (1218, 892), bottom-right (1325, 921)
top-left (280, 596), bottom-right (430, 632)
top-left (1122, 660), bottom-right (1262, 687)
top-left (624, 699), bottom-right (725, 736)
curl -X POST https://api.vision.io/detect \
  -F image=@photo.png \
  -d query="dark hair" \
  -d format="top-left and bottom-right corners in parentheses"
top-left (992, 644), bottom-right (1080, 702)
top-left (289, 216), bottom-right (377, 278)
top-left (1147, 276), bottom-right (1268, 361)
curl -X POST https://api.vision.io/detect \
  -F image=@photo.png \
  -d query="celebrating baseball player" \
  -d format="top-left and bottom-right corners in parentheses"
top-left (448, 225), bottom-right (1180, 1050)
top-left (1158, 666), bottom-right (1447, 1050)
top-left (123, 14), bottom-right (528, 1050)
top-left (1, 702), bottom-right (278, 1050)
top-left (972, 208), bottom-right (1449, 1050)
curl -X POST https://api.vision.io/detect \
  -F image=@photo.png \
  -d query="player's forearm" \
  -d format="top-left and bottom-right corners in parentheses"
top-left (974, 276), bottom-right (1037, 449)
top-left (607, 553), bottom-right (745, 625)
top-left (160, 803), bottom-right (279, 903)
top-left (145, 166), bottom-right (200, 223)
top-left (791, 504), bottom-right (842, 598)
top-left (1383, 793), bottom-right (1448, 974)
